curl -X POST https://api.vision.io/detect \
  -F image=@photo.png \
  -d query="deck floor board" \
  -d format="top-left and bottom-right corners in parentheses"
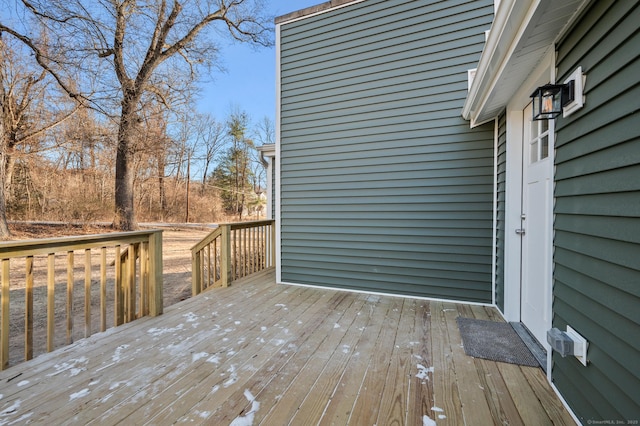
top-left (0, 268), bottom-right (575, 425)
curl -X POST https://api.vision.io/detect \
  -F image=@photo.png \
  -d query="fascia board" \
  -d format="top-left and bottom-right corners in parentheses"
top-left (462, 0), bottom-right (537, 125)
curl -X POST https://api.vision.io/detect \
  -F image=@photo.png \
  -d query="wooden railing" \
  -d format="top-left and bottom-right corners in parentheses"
top-left (0, 230), bottom-right (163, 370)
top-left (191, 220), bottom-right (275, 295)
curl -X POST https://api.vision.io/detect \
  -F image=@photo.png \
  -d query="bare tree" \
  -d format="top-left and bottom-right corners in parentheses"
top-left (0, 34), bottom-right (79, 238)
top-left (255, 115), bottom-right (275, 146)
top-left (192, 113), bottom-right (226, 193)
top-left (0, 0), bottom-right (272, 230)
top-left (253, 115), bottom-right (273, 190)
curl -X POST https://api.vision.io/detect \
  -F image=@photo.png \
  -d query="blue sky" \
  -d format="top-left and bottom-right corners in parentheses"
top-left (196, 1), bottom-right (322, 128)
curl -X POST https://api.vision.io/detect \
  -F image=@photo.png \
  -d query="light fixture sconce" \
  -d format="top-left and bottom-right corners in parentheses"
top-left (531, 66), bottom-right (585, 121)
top-left (531, 81), bottom-right (575, 120)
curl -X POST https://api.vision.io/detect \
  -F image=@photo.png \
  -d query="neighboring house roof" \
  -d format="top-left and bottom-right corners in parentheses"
top-left (462, 0), bottom-right (590, 127)
top-left (275, 0), bottom-right (362, 24)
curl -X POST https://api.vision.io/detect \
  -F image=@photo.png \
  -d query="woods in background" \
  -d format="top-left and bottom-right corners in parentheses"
top-left (0, 0), bottom-right (273, 237)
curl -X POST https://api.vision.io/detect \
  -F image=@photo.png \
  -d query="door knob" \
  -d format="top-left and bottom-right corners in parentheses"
top-left (515, 229), bottom-right (526, 235)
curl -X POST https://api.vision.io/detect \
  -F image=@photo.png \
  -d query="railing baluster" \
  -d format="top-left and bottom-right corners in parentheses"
top-left (243, 227), bottom-right (248, 277)
top-left (47, 253), bottom-right (55, 353)
top-left (206, 247), bottom-right (210, 287)
top-left (115, 245), bottom-right (123, 326)
top-left (1, 258), bottom-right (10, 370)
top-left (127, 244), bottom-right (137, 322)
top-left (25, 257), bottom-right (33, 361)
top-left (101, 247), bottom-right (107, 332)
top-left (67, 251), bottom-right (74, 345)
top-left (85, 248), bottom-right (92, 337)
top-left (141, 241), bottom-right (149, 317)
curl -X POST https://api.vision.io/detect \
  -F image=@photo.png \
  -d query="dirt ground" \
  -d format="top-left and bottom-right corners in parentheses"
top-left (3, 223), bottom-right (212, 367)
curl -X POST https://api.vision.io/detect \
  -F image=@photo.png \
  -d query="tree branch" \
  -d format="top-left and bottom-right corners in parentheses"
top-left (19, 103), bottom-right (81, 143)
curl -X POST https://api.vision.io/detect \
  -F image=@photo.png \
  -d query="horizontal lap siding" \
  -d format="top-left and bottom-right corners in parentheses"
top-left (271, 163), bottom-right (275, 219)
top-left (553, 0), bottom-right (640, 421)
top-left (279, 0), bottom-right (494, 301)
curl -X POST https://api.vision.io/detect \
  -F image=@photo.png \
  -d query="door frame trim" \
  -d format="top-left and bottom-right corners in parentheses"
top-left (503, 48), bottom-right (555, 362)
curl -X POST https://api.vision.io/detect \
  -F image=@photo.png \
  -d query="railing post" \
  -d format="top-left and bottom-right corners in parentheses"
top-left (149, 230), bottom-right (163, 317)
top-left (270, 220), bottom-right (276, 268)
top-left (192, 249), bottom-right (202, 296)
top-left (220, 224), bottom-right (231, 287)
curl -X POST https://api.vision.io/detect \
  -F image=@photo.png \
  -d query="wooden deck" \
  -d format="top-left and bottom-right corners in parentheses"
top-left (0, 268), bottom-right (575, 425)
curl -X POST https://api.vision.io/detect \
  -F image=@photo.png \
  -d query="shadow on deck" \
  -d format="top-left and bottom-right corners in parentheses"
top-left (0, 268), bottom-right (575, 425)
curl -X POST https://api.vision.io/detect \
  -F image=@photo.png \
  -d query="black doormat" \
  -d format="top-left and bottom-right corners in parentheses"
top-left (456, 317), bottom-right (539, 367)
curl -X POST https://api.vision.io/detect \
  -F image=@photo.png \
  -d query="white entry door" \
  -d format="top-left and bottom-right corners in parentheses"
top-left (520, 103), bottom-right (553, 345)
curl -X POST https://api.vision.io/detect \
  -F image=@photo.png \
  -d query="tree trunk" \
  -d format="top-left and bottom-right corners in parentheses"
top-left (185, 155), bottom-right (190, 223)
top-left (4, 151), bottom-right (16, 197)
top-left (157, 152), bottom-right (166, 216)
top-left (0, 141), bottom-right (12, 238)
top-left (113, 98), bottom-right (138, 231)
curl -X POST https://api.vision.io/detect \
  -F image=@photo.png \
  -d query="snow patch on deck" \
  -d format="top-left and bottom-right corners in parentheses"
top-left (192, 352), bottom-right (209, 363)
top-left (229, 389), bottom-right (260, 426)
top-left (69, 388), bottom-right (90, 401)
top-left (147, 324), bottom-right (184, 337)
top-left (183, 312), bottom-right (198, 322)
top-left (207, 355), bottom-right (221, 364)
top-left (112, 345), bottom-right (130, 363)
top-left (422, 414), bottom-right (436, 426)
top-left (223, 365), bottom-right (238, 388)
top-left (48, 356), bottom-right (89, 377)
top-left (432, 406), bottom-right (446, 419)
top-left (416, 364), bottom-right (434, 382)
top-left (0, 399), bottom-right (20, 416)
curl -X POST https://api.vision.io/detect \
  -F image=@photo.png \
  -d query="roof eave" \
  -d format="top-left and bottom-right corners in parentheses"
top-left (463, 0), bottom-right (590, 127)
top-left (462, 0), bottom-right (537, 126)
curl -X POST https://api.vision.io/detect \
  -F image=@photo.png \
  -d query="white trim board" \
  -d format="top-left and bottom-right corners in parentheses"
top-left (277, 280), bottom-right (497, 308)
top-left (276, 0), bottom-right (367, 26)
top-left (275, 23), bottom-right (282, 284)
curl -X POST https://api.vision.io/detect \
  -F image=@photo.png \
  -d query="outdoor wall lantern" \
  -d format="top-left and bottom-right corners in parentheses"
top-left (531, 67), bottom-right (586, 120)
top-left (530, 81), bottom-right (574, 120)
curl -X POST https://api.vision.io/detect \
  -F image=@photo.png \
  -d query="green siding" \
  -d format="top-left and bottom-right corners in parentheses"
top-left (279, 0), bottom-right (495, 301)
top-left (271, 162), bottom-right (275, 219)
top-left (553, 0), bottom-right (640, 421)
top-left (495, 111), bottom-right (506, 312)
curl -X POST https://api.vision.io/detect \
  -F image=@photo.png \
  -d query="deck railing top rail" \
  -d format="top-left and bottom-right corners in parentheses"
top-left (0, 230), bottom-right (160, 258)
